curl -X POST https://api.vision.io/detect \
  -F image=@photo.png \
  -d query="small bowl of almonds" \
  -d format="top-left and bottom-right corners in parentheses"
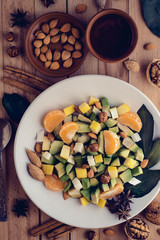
top-left (146, 59), bottom-right (160, 88)
top-left (25, 12), bottom-right (88, 77)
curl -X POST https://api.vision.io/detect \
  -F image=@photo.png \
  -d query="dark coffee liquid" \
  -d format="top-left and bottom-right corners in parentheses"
top-left (90, 14), bottom-right (133, 59)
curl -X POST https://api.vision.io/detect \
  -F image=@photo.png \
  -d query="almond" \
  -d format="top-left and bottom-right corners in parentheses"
top-left (87, 168), bottom-right (94, 178)
top-left (43, 35), bottom-right (50, 45)
top-left (47, 133), bottom-right (55, 142)
top-left (88, 132), bottom-right (97, 139)
top-left (63, 191), bottom-right (70, 200)
top-left (72, 50), bottom-right (82, 58)
top-left (51, 35), bottom-right (60, 44)
top-left (140, 159), bottom-right (149, 168)
top-left (75, 41), bottom-right (82, 50)
top-left (40, 45), bottom-right (48, 53)
top-left (46, 49), bottom-right (52, 61)
top-left (33, 40), bottom-right (42, 48)
top-left (61, 33), bottom-right (68, 44)
top-left (144, 43), bottom-right (156, 50)
top-left (68, 35), bottom-right (76, 45)
top-left (62, 50), bottom-right (71, 61)
top-left (53, 50), bottom-right (61, 61)
top-left (37, 32), bottom-right (46, 39)
top-left (35, 48), bottom-right (40, 57)
top-left (103, 229), bottom-right (115, 236)
top-left (60, 23), bottom-right (71, 33)
top-left (49, 19), bottom-right (58, 29)
top-left (35, 142), bottom-right (42, 153)
top-left (26, 148), bottom-right (42, 168)
top-left (71, 27), bottom-right (80, 39)
top-left (63, 58), bottom-right (73, 68)
top-left (28, 163), bottom-right (45, 181)
top-left (63, 44), bottom-right (74, 51)
top-left (76, 4), bottom-right (87, 13)
top-left (50, 61), bottom-right (60, 70)
top-left (35, 30), bottom-right (42, 37)
top-left (124, 60), bottom-right (140, 72)
top-left (39, 53), bottom-right (47, 62)
top-left (42, 23), bottom-right (49, 34)
top-left (120, 131), bottom-right (127, 138)
top-left (50, 28), bottom-right (60, 36)
top-left (45, 61), bottom-right (52, 68)
top-left (95, 101), bottom-right (102, 110)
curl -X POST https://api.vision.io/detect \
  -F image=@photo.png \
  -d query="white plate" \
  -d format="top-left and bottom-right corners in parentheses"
top-left (14, 75), bottom-right (160, 229)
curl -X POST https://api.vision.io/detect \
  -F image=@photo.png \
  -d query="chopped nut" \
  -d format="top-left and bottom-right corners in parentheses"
top-left (28, 163), bottom-right (45, 181)
top-left (35, 143), bottom-right (42, 154)
top-left (140, 159), bottom-right (149, 168)
top-left (82, 164), bottom-right (89, 169)
top-left (120, 131), bottom-right (128, 138)
top-left (95, 101), bottom-right (102, 110)
top-left (76, 4), bottom-right (87, 13)
top-left (99, 112), bottom-right (107, 122)
top-left (103, 229), bottom-right (115, 236)
top-left (88, 132), bottom-right (97, 139)
top-left (87, 230), bottom-right (97, 240)
top-left (70, 142), bottom-right (75, 153)
top-left (87, 168), bottom-right (94, 178)
top-left (124, 60), bottom-right (140, 72)
top-left (47, 133), bottom-right (55, 142)
top-left (63, 191), bottom-right (70, 200)
top-left (74, 105), bottom-right (82, 114)
top-left (89, 143), bottom-right (99, 152)
top-left (6, 31), bottom-right (14, 42)
top-left (100, 174), bottom-right (111, 184)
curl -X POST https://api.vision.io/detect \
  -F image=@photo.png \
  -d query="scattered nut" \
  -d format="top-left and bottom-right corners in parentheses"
top-left (76, 4), bottom-right (87, 13)
top-left (40, 45), bottom-right (48, 53)
top-left (46, 49), bottom-right (52, 61)
top-left (71, 27), bottom-right (80, 39)
top-left (89, 143), bottom-right (99, 152)
top-left (95, 101), bottom-right (102, 110)
top-left (61, 33), bottom-right (68, 43)
top-left (53, 50), bottom-right (61, 61)
top-left (7, 46), bottom-right (19, 57)
top-left (42, 23), bottom-right (49, 34)
top-left (51, 35), bottom-right (60, 44)
top-left (103, 229), bottom-right (115, 236)
top-left (50, 61), bottom-right (60, 70)
top-left (45, 61), bottom-right (52, 68)
top-left (99, 112), bottom-right (108, 122)
top-left (63, 191), bottom-right (70, 200)
top-left (88, 132), bottom-right (97, 139)
top-left (70, 142), bottom-right (75, 152)
top-left (26, 148), bottom-right (42, 167)
top-left (75, 41), bottom-right (82, 50)
top-left (43, 35), bottom-right (50, 45)
top-left (87, 168), bottom-right (94, 178)
top-left (28, 163), bottom-right (45, 181)
top-left (100, 174), bottom-right (111, 184)
top-left (82, 164), bottom-right (89, 169)
top-left (62, 50), bottom-right (71, 61)
top-left (35, 48), bottom-right (41, 57)
top-left (147, 60), bottom-right (160, 87)
top-left (124, 60), bottom-right (140, 72)
top-left (33, 40), bottom-right (43, 48)
top-left (39, 53), bottom-right (47, 62)
top-left (145, 201), bottom-right (160, 225)
top-left (47, 133), bottom-right (55, 142)
top-left (35, 143), bottom-right (42, 154)
top-left (37, 32), bottom-right (46, 39)
top-left (49, 19), bottom-right (58, 29)
top-left (120, 131), bottom-right (128, 138)
top-left (63, 44), bottom-right (74, 51)
top-left (68, 35), bottom-right (76, 45)
top-left (6, 31), bottom-right (14, 42)
top-left (72, 50), bottom-right (82, 58)
top-left (60, 23), bottom-right (71, 33)
top-left (140, 159), bottom-right (149, 168)
top-left (63, 58), bottom-right (73, 68)
top-left (50, 28), bottom-right (60, 36)
top-left (144, 43), bottom-right (156, 50)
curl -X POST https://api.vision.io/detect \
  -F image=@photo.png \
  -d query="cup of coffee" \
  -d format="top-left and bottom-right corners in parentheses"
top-left (86, 9), bottom-right (138, 63)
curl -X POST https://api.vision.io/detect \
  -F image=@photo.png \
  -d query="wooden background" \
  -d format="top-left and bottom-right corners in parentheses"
top-left (0, 0), bottom-right (160, 239)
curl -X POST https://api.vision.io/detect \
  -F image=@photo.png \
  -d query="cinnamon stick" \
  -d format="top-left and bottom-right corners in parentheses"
top-left (30, 219), bottom-right (63, 237)
top-left (3, 77), bottom-right (40, 95)
top-left (47, 224), bottom-right (76, 239)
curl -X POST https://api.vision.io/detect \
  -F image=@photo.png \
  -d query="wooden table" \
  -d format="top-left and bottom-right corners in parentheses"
top-left (0, 0), bottom-right (160, 239)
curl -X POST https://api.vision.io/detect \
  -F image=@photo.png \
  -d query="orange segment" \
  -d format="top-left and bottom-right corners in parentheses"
top-left (43, 110), bottom-right (66, 133)
top-left (117, 111), bottom-right (142, 132)
top-left (99, 184), bottom-right (124, 199)
top-left (104, 130), bottom-right (120, 155)
top-left (59, 122), bottom-right (78, 144)
top-left (44, 174), bottom-right (65, 191)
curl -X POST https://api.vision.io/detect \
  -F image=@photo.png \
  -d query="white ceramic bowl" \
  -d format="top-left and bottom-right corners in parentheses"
top-left (14, 75), bottom-right (160, 229)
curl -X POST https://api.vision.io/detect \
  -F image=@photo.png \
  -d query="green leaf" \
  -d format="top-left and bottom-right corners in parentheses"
top-left (137, 105), bottom-right (154, 157)
top-left (124, 170), bottom-right (160, 198)
top-left (147, 138), bottom-right (160, 169)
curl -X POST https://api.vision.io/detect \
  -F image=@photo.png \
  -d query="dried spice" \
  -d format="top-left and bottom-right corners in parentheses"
top-left (41, 0), bottom-right (55, 8)
top-left (10, 8), bottom-right (30, 28)
top-left (12, 199), bottom-right (29, 217)
top-left (7, 46), bottom-right (19, 57)
top-left (6, 32), bottom-right (14, 42)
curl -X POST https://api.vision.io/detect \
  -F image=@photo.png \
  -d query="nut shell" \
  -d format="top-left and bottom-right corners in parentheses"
top-left (145, 201), bottom-right (160, 225)
top-left (146, 59), bottom-right (160, 88)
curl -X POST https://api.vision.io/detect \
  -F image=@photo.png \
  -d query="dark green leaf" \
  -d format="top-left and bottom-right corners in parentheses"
top-left (124, 170), bottom-right (160, 198)
top-left (147, 138), bottom-right (160, 169)
top-left (2, 93), bottom-right (30, 123)
top-left (137, 105), bottom-right (154, 157)
top-left (141, 0), bottom-right (160, 38)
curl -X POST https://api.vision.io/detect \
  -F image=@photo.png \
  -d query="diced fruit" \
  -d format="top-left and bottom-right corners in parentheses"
top-left (58, 168), bottom-right (65, 178)
top-left (131, 166), bottom-right (143, 176)
top-left (135, 148), bottom-right (144, 161)
top-left (117, 104), bottom-right (130, 115)
top-left (73, 142), bottom-right (84, 154)
top-left (36, 130), bottom-right (44, 142)
top-left (59, 122), bottom-right (78, 144)
top-left (129, 177), bottom-right (141, 186)
top-left (118, 148), bottom-right (130, 158)
top-left (42, 164), bottom-right (54, 175)
top-left (102, 105), bottom-right (111, 117)
top-left (117, 123), bottom-right (134, 136)
top-left (42, 151), bottom-right (51, 160)
top-left (44, 174), bottom-right (65, 191)
top-left (110, 178), bottom-right (117, 188)
top-left (131, 133), bottom-right (141, 142)
top-left (72, 177), bottom-right (83, 190)
top-left (75, 168), bottom-right (87, 178)
top-left (108, 166), bottom-right (118, 178)
top-left (110, 107), bottom-right (118, 119)
top-left (54, 123), bottom-right (62, 140)
top-left (82, 178), bottom-right (90, 189)
top-left (89, 96), bottom-right (99, 105)
top-left (55, 155), bottom-right (66, 164)
top-left (91, 188), bottom-right (100, 204)
top-left (101, 183), bottom-right (109, 192)
top-left (117, 165), bottom-right (128, 173)
top-left (99, 183), bottom-right (124, 199)
top-left (109, 126), bottom-right (119, 134)
top-left (64, 115), bottom-right (72, 124)
top-left (101, 97), bottom-right (109, 107)
top-left (42, 136), bottom-right (50, 151)
top-left (81, 189), bottom-right (91, 201)
top-left (55, 162), bottom-right (65, 171)
top-left (97, 199), bottom-right (106, 208)
top-left (110, 158), bottom-right (120, 166)
top-left (78, 114), bottom-right (91, 123)
top-left (79, 102), bottom-right (91, 114)
top-left (98, 131), bottom-right (104, 154)
top-left (124, 158), bottom-right (139, 169)
top-left (77, 134), bottom-right (90, 143)
top-left (64, 180), bottom-right (72, 192)
top-left (104, 157), bottom-right (112, 165)
top-left (87, 155), bottom-right (95, 166)
top-left (90, 178), bottom-right (99, 187)
top-left (43, 110), bottom-right (66, 133)
top-left (68, 188), bottom-right (81, 198)
top-left (63, 104), bottom-right (75, 116)
top-left (105, 118), bottom-right (117, 128)
top-left (68, 170), bottom-right (75, 180)
top-left (77, 122), bottom-right (91, 133)
top-left (67, 155), bottom-right (75, 165)
top-left (117, 111), bottom-right (142, 132)
top-left (80, 197), bottom-right (89, 206)
top-left (60, 145), bottom-right (70, 160)
top-left (49, 140), bottom-right (63, 155)
top-left (97, 164), bottom-right (106, 172)
top-left (60, 174), bottom-right (70, 182)
top-left (90, 121), bottom-right (101, 134)
top-left (119, 169), bottom-right (132, 183)
top-left (104, 130), bottom-right (120, 155)
top-left (94, 154), bottom-right (103, 163)
top-left (41, 154), bottom-right (55, 165)
top-left (92, 106), bottom-right (101, 115)
top-left (66, 163), bottom-right (73, 174)
top-left (122, 137), bottom-right (139, 152)
top-left (72, 133), bottom-right (80, 141)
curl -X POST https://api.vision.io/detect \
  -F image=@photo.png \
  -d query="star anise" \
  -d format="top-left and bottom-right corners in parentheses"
top-left (116, 204), bottom-right (131, 220)
top-left (41, 0), bottom-right (55, 8)
top-left (12, 199), bottom-right (29, 217)
top-left (116, 190), bottom-right (135, 206)
top-left (10, 8), bottom-right (30, 28)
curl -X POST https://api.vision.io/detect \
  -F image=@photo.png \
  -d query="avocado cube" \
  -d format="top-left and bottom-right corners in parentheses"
top-left (110, 157), bottom-right (121, 167)
top-left (90, 112), bottom-right (98, 121)
top-left (42, 136), bottom-right (51, 151)
top-left (97, 163), bottom-right (106, 172)
top-left (119, 169), bottom-right (132, 183)
top-left (131, 166), bottom-right (143, 176)
top-left (122, 137), bottom-right (139, 152)
top-left (104, 157), bottom-right (112, 165)
top-left (135, 148), bottom-right (144, 161)
top-left (81, 188), bottom-right (91, 201)
top-left (55, 155), bottom-right (66, 164)
top-left (124, 158), bottom-right (139, 169)
top-left (64, 180), bottom-right (72, 192)
top-left (53, 123), bottom-right (62, 140)
top-left (41, 154), bottom-right (56, 165)
top-left (66, 163), bottom-right (73, 175)
top-left (102, 105), bottom-right (111, 117)
top-left (77, 122), bottom-right (91, 133)
top-left (117, 123), bottom-right (134, 136)
top-left (105, 118), bottom-right (117, 128)
top-left (55, 162), bottom-right (65, 171)
top-left (101, 97), bottom-right (109, 107)
top-left (101, 183), bottom-right (109, 192)
top-left (117, 164), bottom-right (128, 173)
top-left (49, 140), bottom-right (63, 155)
top-left (108, 166), bottom-right (118, 178)
top-left (90, 178), bottom-right (99, 187)
top-left (68, 170), bottom-right (75, 180)
top-left (92, 106), bottom-right (101, 115)
top-left (91, 188), bottom-right (100, 204)
top-left (72, 133), bottom-right (81, 141)
top-left (82, 178), bottom-right (90, 189)
top-left (60, 174), bottom-right (70, 182)
top-left (110, 178), bottom-right (117, 189)
top-left (68, 188), bottom-right (81, 198)
top-left (78, 114), bottom-right (91, 124)
top-left (58, 168), bottom-right (66, 178)
top-left (64, 114), bottom-right (72, 123)
top-left (118, 148), bottom-right (130, 158)
top-left (109, 126), bottom-right (119, 134)
top-left (98, 131), bottom-right (104, 154)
